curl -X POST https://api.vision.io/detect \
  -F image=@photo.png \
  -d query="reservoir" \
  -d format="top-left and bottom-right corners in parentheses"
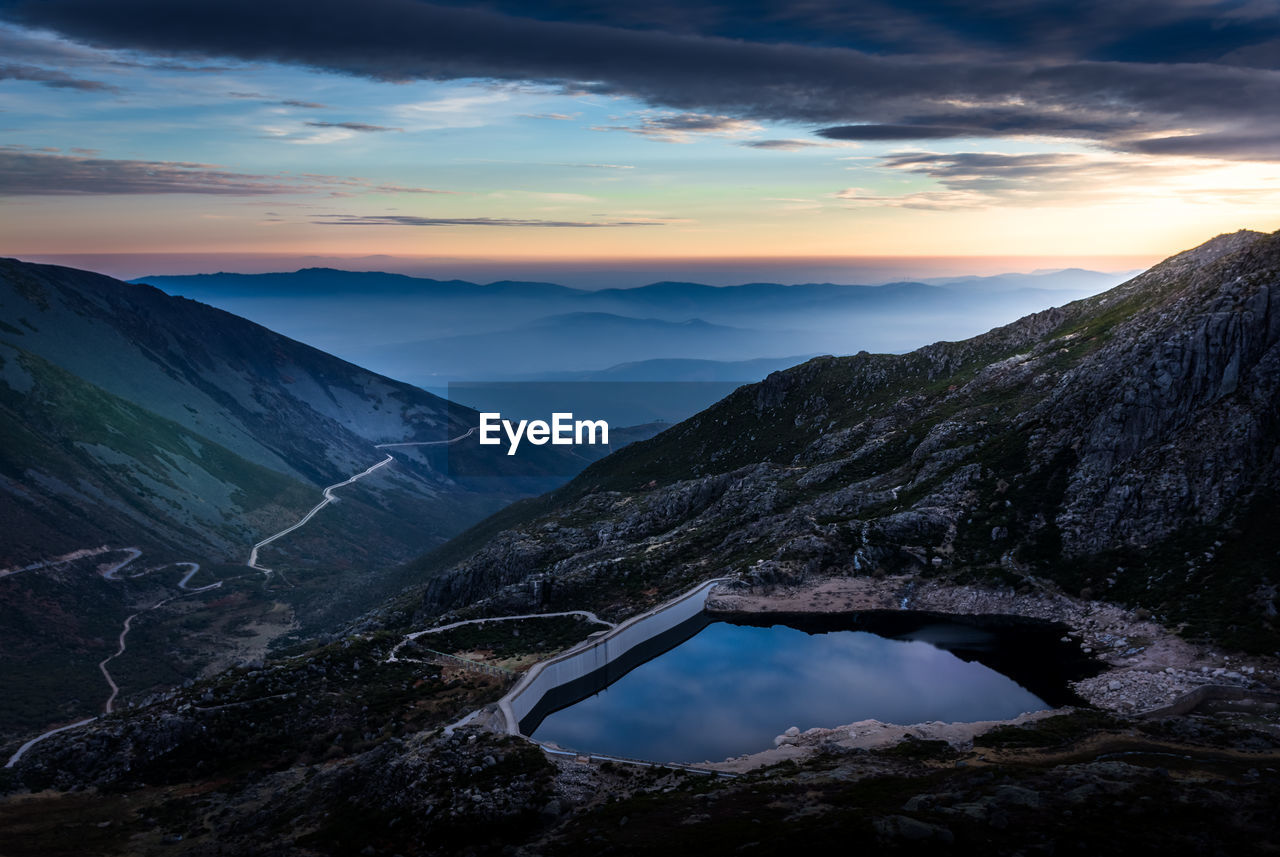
top-left (524, 611), bottom-right (1095, 764)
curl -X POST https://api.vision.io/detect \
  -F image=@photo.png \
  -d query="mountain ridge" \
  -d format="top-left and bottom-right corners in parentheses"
top-left (395, 228), bottom-right (1279, 652)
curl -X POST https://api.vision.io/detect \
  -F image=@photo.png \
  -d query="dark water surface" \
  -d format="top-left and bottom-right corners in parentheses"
top-left (529, 614), bottom-right (1094, 764)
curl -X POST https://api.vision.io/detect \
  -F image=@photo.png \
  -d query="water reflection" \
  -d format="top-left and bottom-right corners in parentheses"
top-left (530, 621), bottom-right (1049, 763)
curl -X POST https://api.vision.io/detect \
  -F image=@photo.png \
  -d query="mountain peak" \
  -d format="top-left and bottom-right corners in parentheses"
top-left (1166, 228), bottom-right (1268, 267)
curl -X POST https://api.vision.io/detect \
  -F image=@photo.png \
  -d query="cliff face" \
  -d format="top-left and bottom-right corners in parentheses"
top-left (1037, 232), bottom-right (1279, 554)
top-left (403, 230), bottom-right (1280, 651)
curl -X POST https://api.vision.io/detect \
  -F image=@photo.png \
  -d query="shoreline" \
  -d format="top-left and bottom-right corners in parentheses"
top-left (689, 574), bottom-right (1280, 772)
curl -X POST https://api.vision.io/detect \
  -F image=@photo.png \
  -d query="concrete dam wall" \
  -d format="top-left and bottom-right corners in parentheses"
top-left (498, 578), bottom-right (728, 736)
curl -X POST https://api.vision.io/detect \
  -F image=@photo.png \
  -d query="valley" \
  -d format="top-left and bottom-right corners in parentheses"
top-left (2, 417), bottom-right (485, 763)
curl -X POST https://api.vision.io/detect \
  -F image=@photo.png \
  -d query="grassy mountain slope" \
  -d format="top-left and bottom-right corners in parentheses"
top-left (0, 258), bottom-right (584, 738)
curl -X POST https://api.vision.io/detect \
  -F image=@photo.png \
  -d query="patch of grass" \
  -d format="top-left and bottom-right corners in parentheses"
top-left (974, 710), bottom-right (1120, 749)
top-left (880, 737), bottom-right (961, 761)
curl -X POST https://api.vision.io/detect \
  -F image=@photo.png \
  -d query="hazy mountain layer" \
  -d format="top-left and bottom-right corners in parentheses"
top-left (136, 268), bottom-right (1124, 383)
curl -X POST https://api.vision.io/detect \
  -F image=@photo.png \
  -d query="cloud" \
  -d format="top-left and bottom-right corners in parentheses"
top-left (312, 214), bottom-right (667, 228)
top-left (263, 121), bottom-right (404, 145)
top-left (297, 174), bottom-right (457, 195)
top-left (304, 120), bottom-right (402, 133)
top-left (836, 149), bottom-right (1188, 209)
top-left (4, 1), bottom-right (1280, 160)
top-left (520, 112), bottom-right (577, 120)
top-left (492, 191), bottom-right (598, 202)
top-left (0, 60), bottom-right (117, 91)
top-left (455, 159), bottom-right (636, 170)
top-left (0, 147), bottom-right (301, 195)
top-left (230, 91), bottom-right (329, 108)
top-left (115, 59), bottom-right (235, 72)
top-left (0, 147), bottom-right (455, 196)
top-left (877, 150), bottom-right (1174, 188)
top-left (595, 112), bottom-right (760, 142)
top-left (0, 21), bottom-right (114, 65)
top-left (739, 139), bottom-right (828, 150)
top-left (1114, 132), bottom-right (1280, 161)
top-left (817, 124), bottom-right (976, 141)
top-left (394, 89), bottom-right (514, 129)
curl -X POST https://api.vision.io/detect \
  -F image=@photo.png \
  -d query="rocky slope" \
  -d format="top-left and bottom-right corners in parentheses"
top-left (401, 229), bottom-right (1279, 653)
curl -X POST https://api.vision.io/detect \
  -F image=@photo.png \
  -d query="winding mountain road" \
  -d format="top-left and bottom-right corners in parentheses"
top-left (247, 427), bottom-right (476, 573)
top-left (247, 455), bottom-right (395, 572)
top-left (0, 546), bottom-right (124, 581)
top-left (7, 428), bottom-right (477, 768)
top-left (99, 547), bottom-right (143, 581)
top-left (4, 553), bottom-right (223, 767)
top-left (387, 610), bottom-right (616, 663)
top-left (4, 717), bottom-right (98, 769)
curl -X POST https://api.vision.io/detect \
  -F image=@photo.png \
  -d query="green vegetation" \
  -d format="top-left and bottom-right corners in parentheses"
top-left (406, 615), bottom-right (601, 662)
top-left (0, 344), bottom-right (317, 519)
top-left (974, 710), bottom-right (1121, 749)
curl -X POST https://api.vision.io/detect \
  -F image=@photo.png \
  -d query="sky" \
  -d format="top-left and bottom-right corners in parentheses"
top-left (2, 0), bottom-right (1280, 284)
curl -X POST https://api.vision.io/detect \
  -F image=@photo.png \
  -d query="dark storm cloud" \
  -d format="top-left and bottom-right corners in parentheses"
top-left (4, 0), bottom-right (1280, 160)
top-left (304, 121), bottom-right (402, 133)
top-left (0, 61), bottom-right (117, 91)
top-left (375, 1), bottom-right (1280, 66)
top-left (313, 214), bottom-right (666, 227)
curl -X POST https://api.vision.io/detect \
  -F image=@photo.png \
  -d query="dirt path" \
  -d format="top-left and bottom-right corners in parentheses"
top-left (387, 610), bottom-right (617, 664)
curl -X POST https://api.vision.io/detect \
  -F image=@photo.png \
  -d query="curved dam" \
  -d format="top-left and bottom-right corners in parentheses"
top-left (499, 578), bottom-right (727, 738)
top-left (497, 579), bottom-right (1097, 764)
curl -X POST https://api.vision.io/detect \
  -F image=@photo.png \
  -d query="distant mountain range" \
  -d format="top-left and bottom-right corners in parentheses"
top-left (135, 268), bottom-right (1129, 387)
top-left (364, 313), bottom-right (784, 379)
top-left (918, 267), bottom-right (1131, 292)
top-left (530, 354), bottom-right (818, 383)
